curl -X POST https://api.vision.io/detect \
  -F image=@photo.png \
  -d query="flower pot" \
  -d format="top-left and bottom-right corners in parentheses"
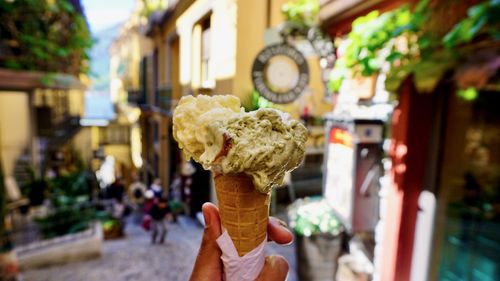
top-left (295, 232), bottom-right (344, 281)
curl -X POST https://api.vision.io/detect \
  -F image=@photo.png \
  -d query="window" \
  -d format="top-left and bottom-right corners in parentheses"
top-left (200, 17), bottom-right (211, 88)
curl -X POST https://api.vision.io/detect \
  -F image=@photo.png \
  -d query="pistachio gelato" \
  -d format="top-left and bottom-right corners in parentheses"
top-left (173, 95), bottom-right (308, 193)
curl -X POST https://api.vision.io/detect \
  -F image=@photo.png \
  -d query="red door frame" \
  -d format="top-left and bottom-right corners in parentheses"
top-left (380, 79), bottom-right (435, 281)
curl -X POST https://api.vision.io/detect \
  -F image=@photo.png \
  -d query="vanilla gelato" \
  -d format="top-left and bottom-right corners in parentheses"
top-left (173, 95), bottom-right (307, 193)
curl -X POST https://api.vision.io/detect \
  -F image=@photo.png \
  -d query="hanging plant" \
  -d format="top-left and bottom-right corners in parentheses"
top-left (443, 0), bottom-right (500, 48)
top-left (329, 0), bottom-right (500, 96)
top-left (328, 0), bottom-right (432, 93)
top-left (282, 0), bottom-right (320, 30)
top-left (0, 0), bottom-right (93, 75)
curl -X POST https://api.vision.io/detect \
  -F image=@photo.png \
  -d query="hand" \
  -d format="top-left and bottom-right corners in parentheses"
top-left (189, 203), bottom-right (293, 281)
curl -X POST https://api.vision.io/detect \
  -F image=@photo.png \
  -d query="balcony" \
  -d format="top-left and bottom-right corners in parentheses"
top-left (127, 89), bottom-right (146, 105)
top-left (36, 107), bottom-right (80, 141)
top-left (98, 125), bottom-right (130, 145)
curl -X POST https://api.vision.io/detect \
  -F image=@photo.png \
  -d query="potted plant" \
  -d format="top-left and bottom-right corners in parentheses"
top-left (288, 197), bottom-right (345, 281)
top-left (34, 170), bottom-right (95, 239)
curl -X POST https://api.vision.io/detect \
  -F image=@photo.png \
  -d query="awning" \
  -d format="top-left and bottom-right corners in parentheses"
top-left (0, 68), bottom-right (86, 91)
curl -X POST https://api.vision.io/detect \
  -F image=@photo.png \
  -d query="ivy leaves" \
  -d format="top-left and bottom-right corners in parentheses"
top-left (0, 0), bottom-right (93, 75)
top-left (282, 0), bottom-right (320, 29)
top-left (329, 0), bottom-right (499, 95)
top-left (328, 5), bottom-right (422, 93)
top-left (443, 0), bottom-right (500, 48)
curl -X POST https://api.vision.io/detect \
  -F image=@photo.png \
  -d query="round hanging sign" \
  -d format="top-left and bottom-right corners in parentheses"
top-left (251, 44), bottom-right (309, 104)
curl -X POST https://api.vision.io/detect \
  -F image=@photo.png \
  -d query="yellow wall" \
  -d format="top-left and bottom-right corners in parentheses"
top-left (103, 144), bottom-right (132, 167)
top-left (71, 127), bottom-right (93, 167)
top-left (234, 0), bottom-right (332, 117)
top-left (176, 0), bottom-right (238, 95)
top-left (0, 92), bottom-right (31, 177)
top-left (169, 0), bottom-right (332, 117)
top-left (68, 89), bottom-right (85, 116)
top-left (233, 0), bottom-right (267, 106)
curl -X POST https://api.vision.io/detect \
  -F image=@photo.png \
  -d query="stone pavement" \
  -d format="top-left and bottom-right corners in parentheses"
top-left (22, 216), bottom-right (298, 281)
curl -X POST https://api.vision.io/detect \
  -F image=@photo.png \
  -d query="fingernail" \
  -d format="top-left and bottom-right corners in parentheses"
top-left (266, 255), bottom-right (276, 267)
top-left (270, 217), bottom-right (288, 228)
top-left (202, 205), bottom-right (211, 227)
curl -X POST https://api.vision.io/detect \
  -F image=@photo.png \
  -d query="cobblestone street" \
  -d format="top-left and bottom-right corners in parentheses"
top-left (22, 216), bottom-right (298, 281)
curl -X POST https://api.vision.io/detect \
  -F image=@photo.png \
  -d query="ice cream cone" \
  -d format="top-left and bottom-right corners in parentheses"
top-left (214, 173), bottom-right (270, 256)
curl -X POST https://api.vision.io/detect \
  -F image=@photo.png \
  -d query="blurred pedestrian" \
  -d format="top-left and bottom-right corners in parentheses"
top-left (169, 175), bottom-right (184, 222)
top-left (128, 175), bottom-right (147, 224)
top-left (112, 197), bottom-right (126, 220)
top-left (129, 176), bottom-right (147, 204)
top-left (141, 190), bottom-right (155, 232)
top-left (150, 178), bottom-right (163, 198)
top-left (181, 162), bottom-right (195, 216)
top-left (148, 197), bottom-right (170, 244)
top-left (108, 178), bottom-right (125, 201)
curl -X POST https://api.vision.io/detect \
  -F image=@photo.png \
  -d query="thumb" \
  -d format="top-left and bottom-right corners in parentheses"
top-left (189, 203), bottom-right (223, 281)
top-left (256, 255), bottom-right (289, 281)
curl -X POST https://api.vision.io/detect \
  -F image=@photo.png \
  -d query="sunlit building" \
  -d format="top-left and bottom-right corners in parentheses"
top-left (134, 0), bottom-right (333, 215)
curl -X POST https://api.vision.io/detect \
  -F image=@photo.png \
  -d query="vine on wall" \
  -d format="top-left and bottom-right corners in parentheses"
top-left (329, 0), bottom-right (500, 96)
top-left (0, 0), bottom-right (93, 75)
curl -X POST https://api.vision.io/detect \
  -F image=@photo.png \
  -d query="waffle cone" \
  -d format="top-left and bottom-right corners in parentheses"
top-left (214, 173), bottom-right (270, 256)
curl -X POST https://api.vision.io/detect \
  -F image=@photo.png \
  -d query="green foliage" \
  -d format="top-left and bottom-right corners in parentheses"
top-left (0, 0), bottom-right (93, 75)
top-left (140, 0), bottom-right (168, 18)
top-left (329, 0), bottom-right (499, 95)
top-left (33, 170), bottom-right (96, 239)
top-left (288, 197), bottom-right (343, 237)
top-left (329, 3), bottom-right (430, 93)
top-left (34, 205), bottom-right (95, 239)
top-left (282, 0), bottom-right (320, 28)
top-left (246, 90), bottom-right (275, 112)
top-left (457, 87), bottom-right (479, 101)
top-left (443, 0), bottom-right (500, 47)
top-left (49, 171), bottom-right (91, 208)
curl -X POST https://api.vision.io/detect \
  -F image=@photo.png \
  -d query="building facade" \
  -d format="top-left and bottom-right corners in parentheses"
top-left (133, 0), bottom-right (335, 214)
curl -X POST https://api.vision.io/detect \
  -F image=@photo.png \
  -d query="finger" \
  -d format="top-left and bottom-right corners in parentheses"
top-left (201, 202), bottom-right (222, 237)
top-left (189, 203), bottom-right (222, 281)
top-left (267, 217), bottom-right (293, 245)
top-left (256, 255), bottom-right (289, 281)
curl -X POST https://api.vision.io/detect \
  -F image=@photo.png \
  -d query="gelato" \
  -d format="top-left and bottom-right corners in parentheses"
top-left (173, 95), bottom-right (307, 193)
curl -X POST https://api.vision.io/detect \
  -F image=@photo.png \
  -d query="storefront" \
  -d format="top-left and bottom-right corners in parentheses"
top-left (430, 82), bottom-right (500, 280)
top-left (320, 0), bottom-right (499, 280)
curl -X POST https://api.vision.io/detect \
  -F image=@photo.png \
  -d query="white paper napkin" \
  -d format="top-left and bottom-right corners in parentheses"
top-left (216, 230), bottom-right (266, 281)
